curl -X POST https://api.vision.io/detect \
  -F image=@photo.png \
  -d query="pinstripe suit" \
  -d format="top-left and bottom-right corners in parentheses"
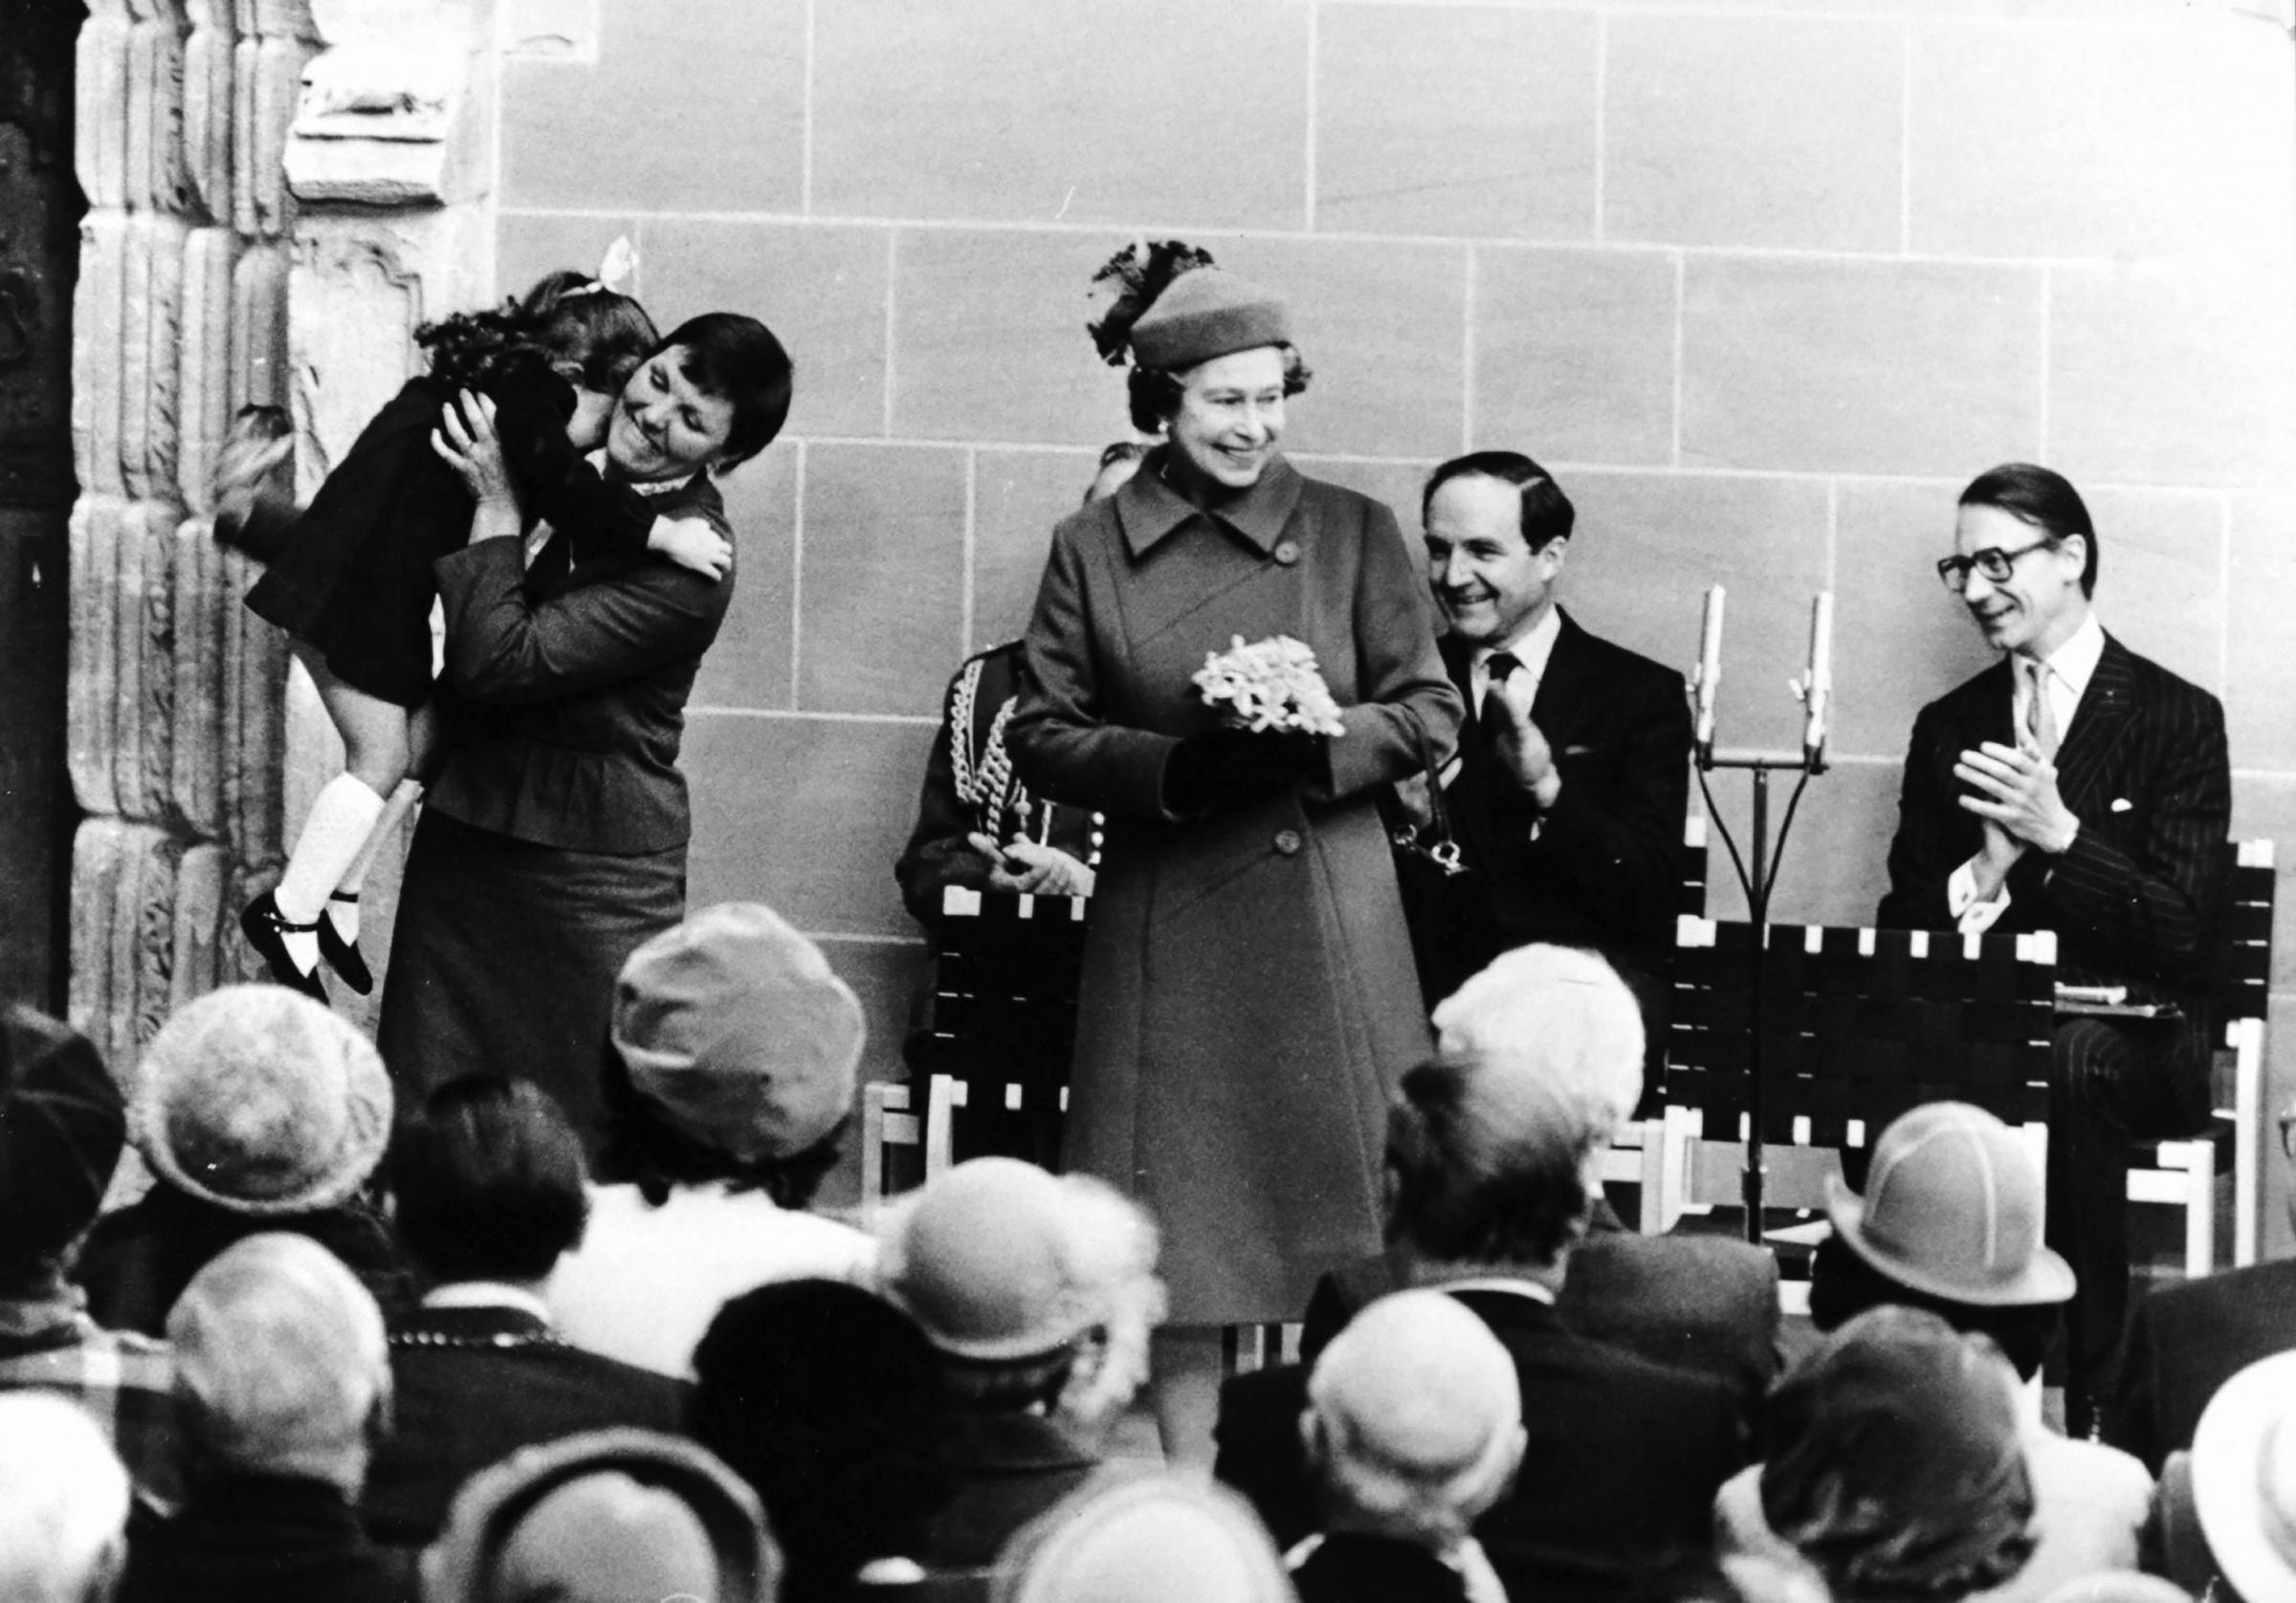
top-left (1880, 631), bottom-right (2231, 1394)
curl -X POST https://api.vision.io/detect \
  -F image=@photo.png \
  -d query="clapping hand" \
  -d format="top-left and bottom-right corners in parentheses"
top-left (1955, 741), bottom-right (2080, 856)
top-left (1488, 671), bottom-right (1562, 808)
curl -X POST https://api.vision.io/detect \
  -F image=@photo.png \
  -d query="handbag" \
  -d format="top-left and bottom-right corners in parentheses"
top-left (1380, 707), bottom-right (1491, 1010)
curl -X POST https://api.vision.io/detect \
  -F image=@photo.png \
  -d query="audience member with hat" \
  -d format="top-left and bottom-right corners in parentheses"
top-left (992, 1471), bottom-right (1297, 1603)
top-left (1005, 236), bottom-right (1462, 1460)
top-left (72, 984), bottom-right (410, 1339)
top-left (118, 1233), bottom-right (410, 1603)
top-left (1289, 1288), bottom-right (1523, 1603)
top-left (2111, 1098), bottom-right (2296, 1474)
top-left (1301, 945), bottom-right (1782, 1413)
top-left (549, 902), bottom-right (874, 1377)
top-left (692, 1280), bottom-right (948, 1603)
top-left (877, 1156), bottom-right (1166, 1573)
top-left (0, 1391), bottom-right (133, 1603)
top-left (362, 1075), bottom-right (685, 1548)
top-left (423, 1427), bottom-right (780, 1603)
top-left (0, 1005), bottom-right (184, 1509)
top-left (1217, 1051), bottom-right (1746, 1603)
top-left (1786, 1101), bottom-right (2152, 1601)
top-left (2151, 1350), bottom-right (2296, 1603)
top-left (1716, 1306), bottom-right (2039, 1603)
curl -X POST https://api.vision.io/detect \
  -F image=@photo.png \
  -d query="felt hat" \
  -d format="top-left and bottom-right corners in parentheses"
top-left (611, 903), bottom-right (864, 1163)
top-left (0, 1006), bottom-right (124, 1263)
top-left (1308, 1288), bottom-right (1523, 1519)
top-left (992, 1471), bottom-right (1295, 1603)
top-left (2190, 1350), bottom-right (2296, 1603)
top-left (1128, 268), bottom-right (1292, 372)
top-left (1826, 1101), bottom-right (2074, 1307)
top-left (168, 1233), bottom-right (390, 1482)
top-left (1760, 1307), bottom-right (2035, 1601)
top-left (883, 1157), bottom-right (1097, 1363)
top-left (133, 985), bottom-right (391, 1217)
top-left (424, 1428), bottom-right (778, 1603)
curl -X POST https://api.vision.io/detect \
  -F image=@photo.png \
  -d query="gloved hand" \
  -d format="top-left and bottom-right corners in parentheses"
top-left (1161, 727), bottom-right (1323, 819)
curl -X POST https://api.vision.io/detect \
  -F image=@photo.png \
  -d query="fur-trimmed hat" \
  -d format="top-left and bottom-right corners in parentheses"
top-left (133, 986), bottom-right (390, 1217)
top-left (611, 903), bottom-right (864, 1164)
top-left (0, 1006), bottom-right (124, 1263)
top-left (1128, 267), bottom-right (1293, 373)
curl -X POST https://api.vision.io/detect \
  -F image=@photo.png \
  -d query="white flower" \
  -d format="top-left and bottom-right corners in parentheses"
top-left (1191, 634), bottom-right (1346, 738)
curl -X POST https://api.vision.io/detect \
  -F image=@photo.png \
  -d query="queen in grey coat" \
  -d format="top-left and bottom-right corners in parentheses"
top-left (1007, 251), bottom-right (1462, 1339)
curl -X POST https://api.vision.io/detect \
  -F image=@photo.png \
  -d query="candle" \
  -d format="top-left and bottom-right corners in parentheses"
top-left (1803, 591), bottom-right (1833, 755)
top-left (1694, 586), bottom-right (1725, 748)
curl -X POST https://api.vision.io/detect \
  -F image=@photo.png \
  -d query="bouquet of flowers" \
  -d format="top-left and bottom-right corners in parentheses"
top-left (1191, 634), bottom-right (1346, 738)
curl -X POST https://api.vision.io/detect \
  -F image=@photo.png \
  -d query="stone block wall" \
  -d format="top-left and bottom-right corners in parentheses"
top-left (67, 0), bottom-right (314, 1092)
top-left (497, 0), bottom-right (2296, 1232)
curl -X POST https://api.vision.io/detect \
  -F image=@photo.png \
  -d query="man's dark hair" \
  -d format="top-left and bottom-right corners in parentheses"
top-left (1958, 461), bottom-right (2098, 599)
top-left (693, 1280), bottom-right (951, 1603)
top-left (592, 1043), bottom-right (847, 1212)
top-left (1383, 1057), bottom-right (1592, 1269)
top-left (1423, 450), bottom-right (1576, 552)
top-left (1805, 1234), bottom-right (2062, 1383)
top-left (650, 312), bottom-right (794, 472)
top-left (386, 1076), bottom-right (589, 1285)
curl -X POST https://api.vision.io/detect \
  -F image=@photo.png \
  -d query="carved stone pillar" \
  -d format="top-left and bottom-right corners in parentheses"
top-left (64, 0), bottom-right (496, 1077)
top-left (68, 0), bottom-right (317, 1091)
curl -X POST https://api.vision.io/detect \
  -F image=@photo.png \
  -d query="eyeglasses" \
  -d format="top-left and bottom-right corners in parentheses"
top-left (1936, 539), bottom-right (2055, 592)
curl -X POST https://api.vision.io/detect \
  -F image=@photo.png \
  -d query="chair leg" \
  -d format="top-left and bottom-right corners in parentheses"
top-left (2185, 1139), bottom-right (2216, 1280)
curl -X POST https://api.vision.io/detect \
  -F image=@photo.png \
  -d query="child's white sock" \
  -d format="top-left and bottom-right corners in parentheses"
top-left (327, 778), bottom-right (424, 944)
top-left (276, 775), bottom-right (387, 972)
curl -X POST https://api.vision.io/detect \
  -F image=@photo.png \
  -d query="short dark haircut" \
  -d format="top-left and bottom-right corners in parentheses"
top-left (1126, 346), bottom-right (1312, 435)
top-left (1805, 1234), bottom-right (2062, 1383)
top-left (592, 1043), bottom-right (847, 1212)
top-left (1383, 1057), bottom-right (1593, 1269)
top-left (1423, 451), bottom-right (1577, 552)
top-left (386, 1076), bottom-right (589, 1284)
top-left (1958, 462), bottom-right (2097, 599)
top-left (651, 312), bottom-right (794, 472)
top-left (693, 1281), bottom-right (951, 1603)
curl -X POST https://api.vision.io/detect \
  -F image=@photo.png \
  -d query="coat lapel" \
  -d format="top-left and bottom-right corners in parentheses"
top-left (2051, 632), bottom-right (2137, 817)
top-left (1529, 610), bottom-right (1591, 738)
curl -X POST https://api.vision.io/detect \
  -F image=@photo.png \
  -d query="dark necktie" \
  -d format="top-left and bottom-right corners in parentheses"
top-left (1479, 651), bottom-right (1522, 751)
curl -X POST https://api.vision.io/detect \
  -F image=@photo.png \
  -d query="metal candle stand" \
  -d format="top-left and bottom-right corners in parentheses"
top-left (1689, 589), bottom-right (1834, 1244)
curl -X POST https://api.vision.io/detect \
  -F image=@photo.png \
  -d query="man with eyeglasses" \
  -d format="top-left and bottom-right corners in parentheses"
top-left (2108, 1106), bottom-right (2296, 1473)
top-left (1878, 461), bottom-right (2231, 1435)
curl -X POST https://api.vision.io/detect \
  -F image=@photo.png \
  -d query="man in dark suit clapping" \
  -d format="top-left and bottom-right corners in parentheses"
top-left (1418, 452), bottom-right (1691, 1058)
top-left (1878, 462), bottom-right (2231, 1428)
top-left (1214, 949), bottom-right (1749, 1603)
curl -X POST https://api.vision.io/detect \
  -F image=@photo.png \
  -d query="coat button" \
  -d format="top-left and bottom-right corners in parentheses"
top-left (1272, 540), bottom-right (1299, 566)
top-left (1273, 829), bottom-right (1303, 856)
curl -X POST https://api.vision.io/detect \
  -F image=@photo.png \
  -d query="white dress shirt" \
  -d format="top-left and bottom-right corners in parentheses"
top-left (1950, 611), bottom-right (2105, 933)
top-left (1469, 604), bottom-right (1562, 718)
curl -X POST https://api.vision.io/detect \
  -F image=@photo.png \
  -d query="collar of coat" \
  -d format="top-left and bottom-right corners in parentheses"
top-left (1115, 446), bottom-right (1304, 558)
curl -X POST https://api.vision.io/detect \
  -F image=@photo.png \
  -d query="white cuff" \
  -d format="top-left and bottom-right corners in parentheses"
top-left (1949, 859), bottom-right (2011, 933)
